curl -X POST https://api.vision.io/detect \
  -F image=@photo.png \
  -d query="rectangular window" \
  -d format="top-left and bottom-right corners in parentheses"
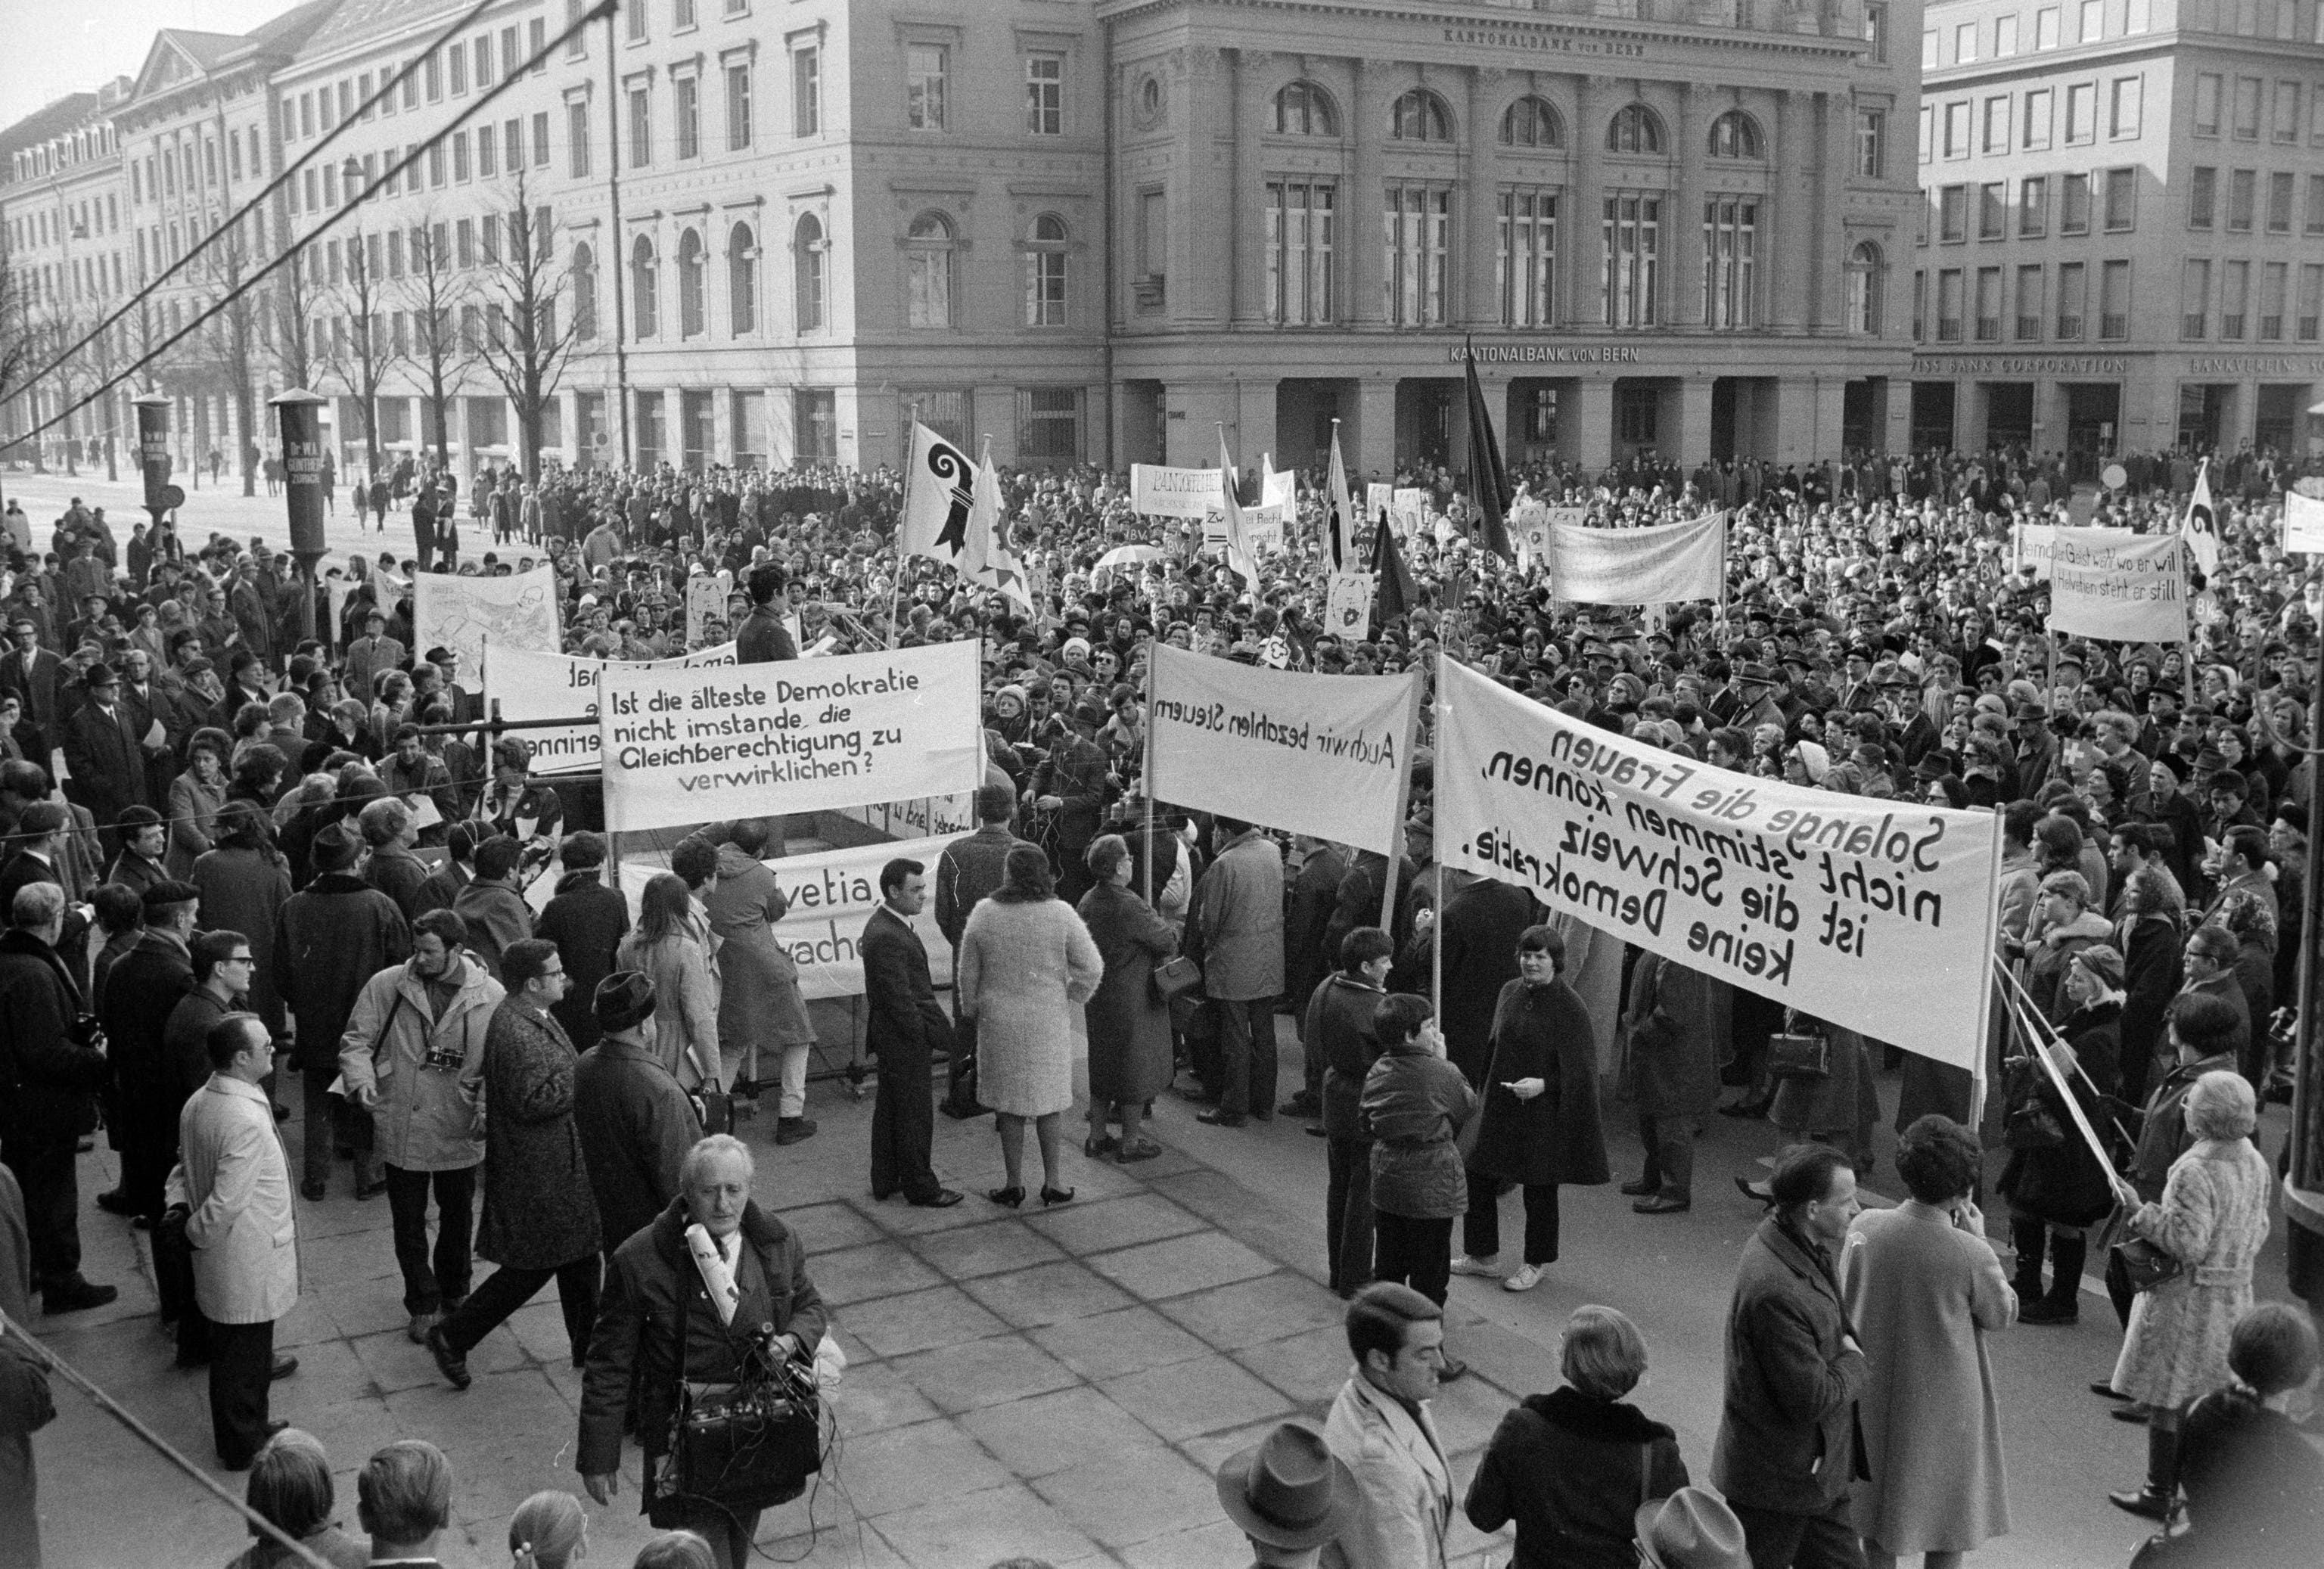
top-left (481, 216), bottom-right (499, 266)
top-left (2222, 258), bottom-right (2250, 338)
top-left (2191, 166), bottom-right (2217, 228)
top-left (1979, 182), bottom-right (2006, 238)
top-left (2019, 175), bottom-right (2049, 235)
top-left (2195, 74), bottom-right (2222, 136)
top-left (675, 75), bottom-right (700, 159)
top-left (1702, 197), bottom-right (1757, 329)
top-left (1019, 388), bottom-right (1083, 464)
top-left (2066, 82), bottom-right (2096, 142)
top-left (629, 87), bottom-right (650, 168)
top-left (2300, 262), bottom-right (2322, 339)
top-left (2111, 76), bottom-right (2142, 138)
top-left (2127, 0), bottom-right (2151, 30)
top-left (567, 0), bottom-right (587, 59)
top-left (2058, 259), bottom-right (2086, 337)
top-left (794, 48), bottom-right (819, 136)
top-left (1385, 185), bottom-right (1452, 327)
top-left (2230, 167), bottom-right (2256, 228)
top-left (1856, 110), bottom-right (1884, 178)
top-left (1912, 268), bottom-right (1925, 341)
top-left (1943, 100), bottom-right (1969, 157)
top-left (1497, 188), bottom-right (1557, 327)
top-left (569, 101), bottom-right (591, 176)
top-left (1996, 13), bottom-right (2019, 54)
top-left (2037, 6), bottom-right (2060, 47)
top-left (906, 45), bottom-right (946, 131)
top-left (1602, 194), bottom-right (1660, 328)
top-left (503, 25), bottom-right (519, 76)
top-left (2270, 170), bottom-right (2295, 230)
top-left (1937, 268), bottom-right (1963, 340)
top-left (2100, 259), bottom-right (2130, 339)
top-left (474, 34), bottom-right (492, 87)
top-left (1026, 52), bottom-right (1064, 136)
top-left (2235, 77), bottom-right (2263, 138)
top-left (300, 92), bottom-right (315, 137)
top-left (1975, 266), bottom-right (2002, 340)
top-left (627, 0), bottom-right (645, 42)
top-left (402, 64), bottom-right (418, 110)
top-left (1865, 3), bottom-right (1888, 61)
top-left (452, 130), bottom-right (470, 182)
top-left (2261, 259), bottom-right (2288, 338)
top-left (2080, 0), bottom-right (2104, 42)
top-left (532, 112), bottom-right (548, 167)
top-left (1956, 20), bottom-right (1978, 61)
top-left (1266, 179), bottom-right (1335, 325)
top-left (1940, 183), bottom-right (1967, 241)
top-left (2182, 258), bottom-right (2211, 337)
top-left (2276, 80), bottom-right (2302, 140)
top-left (425, 52), bottom-right (442, 102)
top-left (727, 64), bottom-right (752, 151)
top-left (1919, 103), bottom-right (1935, 163)
top-left (2061, 172), bottom-right (2091, 232)
top-left (506, 118), bottom-right (523, 170)
top-left (2307, 173), bottom-right (2324, 232)
top-left (427, 143), bottom-right (445, 188)
top-left (2105, 166), bottom-right (2136, 229)
top-left (2016, 263), bottom-right (2044, 340)
top-left (456, 218), bottom-right (474, 269)
top-left (449, 44), bottom-right (467, 96)
top-left (1983, 95), bottom-right (2011, 153)
top-left (477, 124), bottom-right (496, 177)
top-left (675, 0), bottom-right (696, 26)
top-left (1922, 28), bottom-right (1939, 68)
top-left (2024, 89), bottom-right (2052, 148)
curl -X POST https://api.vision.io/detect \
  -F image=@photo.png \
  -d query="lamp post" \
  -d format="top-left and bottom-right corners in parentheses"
top-left (272, 387), bottom-right (328, 645)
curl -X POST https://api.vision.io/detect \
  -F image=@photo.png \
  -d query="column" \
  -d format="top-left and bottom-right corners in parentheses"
top-left (1770, 92), bottom-right (1807, 332)
top-left (1959, 382), bottom-right (1991, 454)
top-left (1190, 48), bottom-right (1232, 328)
top-left (1232, 50), bottom-right (1272, 328)
top-left (1167, 381), bottom-right (1234, 466)
top-left (1570, 378), bottom-right (1614, 469)
top-left (1675, 377), bottom-right (1714, 463)
top-left (1563, 76), bottom-right (1604, 328)
top-left (1349, 60), bottom-right (1385, 328)
top-left (2034, 381), bottom-right (2070, 458)
top-left (1464, 67), bottom-right (1503, 327)
top-left (1770, 377), bottom-right (1819, 462)
top-left (1236, 378), bottom-right (1279, 467)
top-left (769, 387), bottom-right (797, 468)
top-left (1673, 84), bottom-right (1707, 329)
top-left (971, 385), bottom-right (1018, 463)
top-left (1351, 376), bottom-right (1397, 474)
top-left (1813, 90), bottom-right (1850, 331)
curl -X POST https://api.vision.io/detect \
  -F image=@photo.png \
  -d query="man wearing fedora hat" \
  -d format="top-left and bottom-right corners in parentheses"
top-left (1216, 1420), bottom-right (1357, 1568)
top-left (1637, 1487), bottom-right (1752, 1569)
top-left (573, 971), bottom-right (701, 1263)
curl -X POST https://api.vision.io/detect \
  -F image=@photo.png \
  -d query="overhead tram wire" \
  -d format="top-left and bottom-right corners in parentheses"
top-left (15, 0), bottom-right (621, 452)
top-left (21, 0), bottom-right (502, 396)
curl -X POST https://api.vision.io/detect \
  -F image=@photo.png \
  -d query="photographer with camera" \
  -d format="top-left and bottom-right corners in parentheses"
top-left (578, 1134), bottom-right (827, 1569)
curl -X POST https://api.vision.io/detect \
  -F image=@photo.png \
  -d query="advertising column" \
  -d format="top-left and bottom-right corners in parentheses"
top-left (272, 388), bottom-right (329, 644)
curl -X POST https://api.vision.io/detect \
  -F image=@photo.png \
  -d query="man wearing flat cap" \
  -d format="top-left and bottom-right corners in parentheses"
top-left (1217, 1419), bottom-right (1356, 1568)
top-left (101, 878), bottom-right (201, 1224)
top-left (574, 971), bottom-right (702, 1263)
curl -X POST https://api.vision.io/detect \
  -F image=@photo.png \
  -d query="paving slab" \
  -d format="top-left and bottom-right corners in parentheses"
top-left (1083, 1230), bottom-right (1277, 1300)
top-left (871, 1479), bottom-right (1103, 1569)
top-left (960, 1257), bottom-right (1136, 1329)
top-left (958, 1384), bottom-right (1170, 1480)
top-left (1025, 1304), bottom-right (1212, 1384)
top-left (1098, 1352), bottom-right (1294, 1443)
top-left (835, 1283), bottom-right (1010, 1359)
top-left (881, 1331), bottom-right (1080, 1418)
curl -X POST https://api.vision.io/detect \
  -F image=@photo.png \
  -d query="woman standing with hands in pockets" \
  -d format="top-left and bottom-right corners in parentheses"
top-left (1450, 925), bottom-right (1610, 1294)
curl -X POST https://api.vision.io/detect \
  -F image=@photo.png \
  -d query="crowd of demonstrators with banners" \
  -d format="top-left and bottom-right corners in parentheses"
top-left (9, 388), bottom-right (2324, 1569)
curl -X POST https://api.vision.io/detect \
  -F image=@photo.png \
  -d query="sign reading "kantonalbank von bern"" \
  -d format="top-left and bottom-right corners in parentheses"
top-left (1451, 343), bottom-right (1650, 365)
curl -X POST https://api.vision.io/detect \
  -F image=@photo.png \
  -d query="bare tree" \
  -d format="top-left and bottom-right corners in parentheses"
top-left (201, 217), bottom-right (266, 496)
top-left (273, 244), bottom-right (317, 392)
top-left (470, 172), bottom-right (579, 489)
top-left (315, 226), bottom-right (403, 488)
top-left (404, 213), bottom-right (471, 474)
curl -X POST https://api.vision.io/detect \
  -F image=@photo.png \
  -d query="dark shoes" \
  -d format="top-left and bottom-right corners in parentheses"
top-left (1279, 1092), bottom-right (1321, 1118)
top-left (95, 1189), bottom-right (139, 1217)
top-left (424, 1324), bottom-right (472, 1390)
top-left (300, 1178), bottom-right (327, 1202)
top-left (270, 1355), bottom-right (299, 1381)
top-left (2108, 1487), bottom-right (2174, 1521)
top-left (1195, 1109), bottom-right (1246, 1128)
top-left (909, 1190), bottom-right (965, 1209)
top-left (988, 1185), bottom-right (1027, 1208)
top-left (1735, 1176), bottom-right (1773, 1203)
top-left (1117, 1139), bottom-right (1164, 1164)
top-left (1719, 1096), bottom-right (1771, 1120)
top-left (2018, 1295), bottom-right (2080, 1325)
top-left (775, 1117), bottom-right (819, 1146)
top-left (1437, 1355), bottom-right (1469, 1382)
top-left (354, 1177), bottom-right (389, 1201)
top-left (1083, 1132), bottom-right (1119, 1158)
top-left (1633, 1195), bottom-right (1691, 1214)
top-left (1618, 1179), bottom-right (1658, 1197)
top-left (2111, 1403), bottom-right (2153, 1425)
top-left (1039, 1185), bottom-right (1075, 1207)
top-left (42, 1276), bottom-right (118, 1313)
top-left (2091, 1381), bottom-right (2130, 1400)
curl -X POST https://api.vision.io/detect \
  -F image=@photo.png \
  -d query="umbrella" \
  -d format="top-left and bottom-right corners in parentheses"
top-left (1093, 544), bottom-right (1166, 580)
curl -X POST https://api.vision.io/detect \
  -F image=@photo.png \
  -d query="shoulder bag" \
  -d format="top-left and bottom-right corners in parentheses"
top-left (1765, 1008), bottom-right (1831, 1081)
top-left (2109, 1233), bottom-right (2183, 1294)
top-left (645, 1257), bottom-right (823, 1526)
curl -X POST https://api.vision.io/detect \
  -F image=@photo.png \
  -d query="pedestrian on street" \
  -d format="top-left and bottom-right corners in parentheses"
top-left (1322, 1282), bottom-right (1457, 1569)
top-left (0, 882), bottom-right (117, 1313)
top-left (1279, 834), bottom-right (1349, 1121)
top-left (1189, 816), bottom-right (1285, 1128)
top-left (1075, 834), bottom-right (1176, 1164)
top-left (1452, 924), bottom-right (1609, 1294)
top-left (1313, 927), bottom-right (1393, 1298)
top-left (337, 909), bottom-right (502, 1345)
top-left (450, 835), bottom-right (536, 984)
top-left (1710, 1143), bottom-right (1869, 1569)
top-left (1841, 1117), bottom-right (2015, 1569)
top-left (955, 844), bottom-right (1102, 1208)
top-left (1359, 993), bottom-right (1474, 1379)
top-left (427, 940), bottom-right (602, 1389)
top-left (701, 820), bottom-right (816, 1141)
top-left (934, 784), bottom-right (1036, 1117)
top-left (157, 929), bottom-right (254, 1364)
top-left (532, 832), bottom-right (629, 1052)
top-left (573, 972), bottom-right (701, 1260)
top-left (859, 858), bottom-right (962, 1207)
top-left (1431, 876), bottom-right (1539, 1089)
top-left (614, 874), bottom-right (721, 1091)
top-left (1464, 1304), bottom-right (1689, 1569)
top-left (164, 1012), bottom-right (300, 1471)
top-left (1618, 952), bottom-right (1728, 1215)
top-left (100, 878), bottom-right (200, 1223)
top-left (191, 801), bottom-right (294, 1042)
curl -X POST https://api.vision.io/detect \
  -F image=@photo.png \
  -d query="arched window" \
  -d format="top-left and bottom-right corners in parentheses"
top-left (905, 211), bottom-right (954, 329)
top-left (729, 222), bottom-right (757, 336)
top-left (1707, 110), bottom-right (1764, 159)
top-left (571, 244), bottom-right (596, 339)
top-left (794, 213), bottom-right (825, 332)
top-left (1606, 104), bottom-right (1666, 154)
top-left (629, 235), bottom-right (657, 338)
top-left (676, 228), bottom-right (705, 337)
top-left (1024, 213), bottom-right (1067, 327)
top-left (1499, 95), bottom-right (1563, 148)
top-left (1847, 241), bottom-right (1882, 334)
top-left (1272, 80), bottom-right (1340, 137)
top-left (1390, 89), bottom-right (1451, 141)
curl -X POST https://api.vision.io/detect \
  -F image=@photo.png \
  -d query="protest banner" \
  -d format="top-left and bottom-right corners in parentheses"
top-left (1366, 482), bottom-right (1395, 520)
top-left (412, 564), bottom-right (560, 679)
top-left (486, 642), bottom-right (738, 775)
top-left (1130, 463), bottom-right (1226, 518)
top-left (1391, 488), bottom-right (1427, 533)
top-left (2046, 527), bottom-right (2187, 641)
top-left (2284, 489), bottom-right (2324, 554)
top-left (1548, 511), bottom-right (1726, 604)
top-left (834, 793), bottom-right (982, 843)
top-left (1244, 502), bottom-right (1287, 553)
top-left (599, 641), bottom-right (984, 833)
top-left (1510, 500), bottom-right (1554, 564)
top-left (1146, 644), bottom-right (1418, 856)
top-left (1325, 570), bottom-right (1376, 639)
top-left (1434, 658), bottom-right (2000, 1072)
top-left (2012, 521), bottom-right (2057, 579)
top-left (685, 571), bottom-right (733, 648)
top-left (1262, 468), bottom-right (1295, 509)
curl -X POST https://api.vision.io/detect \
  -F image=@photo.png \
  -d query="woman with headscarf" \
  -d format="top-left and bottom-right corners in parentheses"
top-left (166, 727), bottom-right (232, 878)
top-left (1076, 833), bottom-right (1176, 1164)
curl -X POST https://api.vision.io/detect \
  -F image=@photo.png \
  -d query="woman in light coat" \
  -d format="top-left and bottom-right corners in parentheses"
top-left (1842, 1115), bottom-right (2015, 1569)
top-left (2105, 1070), bottom-right (2275, 1521)
top-left (957, 844), bottom-right (1102, 1208)
top-left (615, 874), bottom-right (722, 1089)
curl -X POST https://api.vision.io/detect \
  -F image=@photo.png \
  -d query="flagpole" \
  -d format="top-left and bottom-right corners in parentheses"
top-left (1431, 651), bottom-right (1445, 1026)
top-left (1142, 636), bottom-right (1157, 908)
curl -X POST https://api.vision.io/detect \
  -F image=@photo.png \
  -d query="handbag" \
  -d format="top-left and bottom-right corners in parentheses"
top-left (1151, 954), bottom-right (1202, 1006)
top-left (2004, 1098), bottom-right (2068, 1151)
top-left (2111, 1234), bottom-right (2184, 1294)
top-left (682, 1044), bottom-right (733, 1136)
top-left (645, 1258), bottom-right (822, 1526)
top-left (1764, 1011), bottom-right (1831, 1081)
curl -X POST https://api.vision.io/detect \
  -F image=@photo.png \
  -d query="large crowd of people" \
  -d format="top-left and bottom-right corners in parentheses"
top-left (3, 433), bottom-right (2324, 1569)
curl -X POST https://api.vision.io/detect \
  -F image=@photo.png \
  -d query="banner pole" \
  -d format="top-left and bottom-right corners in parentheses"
top-left (1142, 637), bottom-right (1157, 908)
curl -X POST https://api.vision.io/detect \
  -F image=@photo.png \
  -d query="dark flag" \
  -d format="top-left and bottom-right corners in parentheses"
top-left (1371, 505), bottom-right (1417, 625)
top-left (1462, 337), bottom-right (1515, 561)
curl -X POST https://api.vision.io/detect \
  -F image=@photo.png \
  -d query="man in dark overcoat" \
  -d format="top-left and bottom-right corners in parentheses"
top-left (860, 858), bottom-right (959, 1208)
top-left (101, 880), bottom-right (200, 1223)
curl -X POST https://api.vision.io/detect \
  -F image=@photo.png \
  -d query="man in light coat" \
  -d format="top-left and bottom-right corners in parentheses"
top-left (1192, 817), bottom-right (1285, 1128)
top-left (164, 1012), bottom-right (300, 1471)
top-left (1321, 1282), bottom-right (1454, 1569)
top-left (339, 909), bottom-right (504, 1346)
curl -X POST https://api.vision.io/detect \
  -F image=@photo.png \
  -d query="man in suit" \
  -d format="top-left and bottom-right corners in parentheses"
top-left (861, 858), bottom-right (962, 1209)
top-left (103, 879), bottom-right (201, 1223)
top-left (60, 662), bottom-right (151, 840)
top-left (0, 619), bottom-right (62, 744)
top-left (1279, 836), bottom-right (1349, 1122)
top-left (164, 1011), bottom-right (300, 1469)
top-left (228, 559), bottom-right (277, 673)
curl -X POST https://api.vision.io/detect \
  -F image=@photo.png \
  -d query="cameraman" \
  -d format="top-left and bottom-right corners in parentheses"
top-left (578, 1134), bottom-right (826, 1569)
